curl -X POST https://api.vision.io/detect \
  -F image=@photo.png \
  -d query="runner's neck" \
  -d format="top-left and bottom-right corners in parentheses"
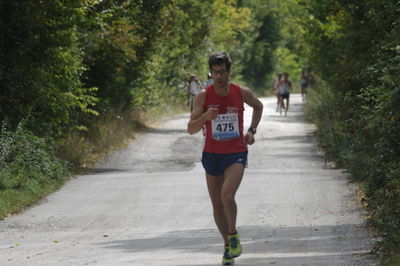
top-left (214, 83), bottom-right (230, 97)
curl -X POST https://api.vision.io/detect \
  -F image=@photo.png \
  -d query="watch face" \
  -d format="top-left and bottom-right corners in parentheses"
top-left (249, 128), bottom-right (256, 134)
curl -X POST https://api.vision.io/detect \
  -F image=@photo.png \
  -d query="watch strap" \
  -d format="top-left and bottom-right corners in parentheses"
top-left (248, 127), bottom-right (257, 135)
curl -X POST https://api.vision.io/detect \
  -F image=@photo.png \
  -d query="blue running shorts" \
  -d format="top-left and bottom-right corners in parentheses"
top-left (280, 92), bottom-right (289, 99)
top-left (202, 151), bottom-right (248, 176)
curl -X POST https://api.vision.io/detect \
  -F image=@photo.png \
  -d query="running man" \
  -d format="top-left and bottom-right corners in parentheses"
top-left (300, 69), bottom-right (308, 101)
top-left (279, 72), bottom-right (292, 117)
top-left (187, 74), bottom-right (202, 112)
top-left (203, 72), bottom-right (213, 87)
top-left (187, 51), bottom-right (263, 265)
top-left (272, 72), bottom-right (282, 112)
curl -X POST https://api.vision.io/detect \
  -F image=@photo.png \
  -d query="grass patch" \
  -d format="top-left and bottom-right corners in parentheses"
top-left (382, 255), bottom-right (400, 266)
top-left (0, 179), bottom-right (65, 219)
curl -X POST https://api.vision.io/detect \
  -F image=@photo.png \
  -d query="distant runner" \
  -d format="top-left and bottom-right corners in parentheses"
top-left (272, 72), bottom-right (282, 112)
top-left (203, 72), bottom-right (213, 87)
top-left (187, 51), bottom-right (263, 265)
top-left (187, 74), bottom-right (202, 112)
top-left (300, 69), bottom-right (308, 101)
top-left (278, 72), bottom-right (292, 117)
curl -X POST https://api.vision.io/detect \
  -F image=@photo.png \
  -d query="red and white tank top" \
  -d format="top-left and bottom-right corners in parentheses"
top-left (279, 80), bottom-right (291, 94)
top-left (203, 83), bottom-right (247, 154)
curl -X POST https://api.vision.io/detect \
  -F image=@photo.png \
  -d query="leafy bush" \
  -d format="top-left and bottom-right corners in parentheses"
top-left (302, 0), bottom-right (400, 258)
top-left (0, 122), bottom-right (67, 192)
top-left (0, 1), bottom-right (89, 137)
top-left (356, 47), bottom-right (400, 255)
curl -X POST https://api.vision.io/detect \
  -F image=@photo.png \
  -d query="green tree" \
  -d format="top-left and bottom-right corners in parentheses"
top-left (79, 0), bottom-right (169, 112)
top-left (140, 0), bottom-right (213, 108)
top-left (208, 0), bottom-right (252, 82)
top-left (241, 0), bottom-right (281, 91)
top-left (298, 0), bottom-right (400, 255)
top-left (0, 0), bottom-right (95, 137)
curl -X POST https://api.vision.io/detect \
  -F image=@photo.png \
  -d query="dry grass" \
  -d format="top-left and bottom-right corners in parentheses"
top-left (59, 104), bottom-right (187, 170)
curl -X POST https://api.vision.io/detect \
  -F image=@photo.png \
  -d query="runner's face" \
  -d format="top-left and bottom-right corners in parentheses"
top-left (211, 64), bottom-right (230, 88)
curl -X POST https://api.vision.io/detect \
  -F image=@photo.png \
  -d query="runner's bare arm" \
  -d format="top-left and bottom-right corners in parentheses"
top-left (241, 86), bottom-right (263, 129)
top-left (187, 90), bottom-right (219, 134)
top-left (240, 86), bottom-right (263, 144)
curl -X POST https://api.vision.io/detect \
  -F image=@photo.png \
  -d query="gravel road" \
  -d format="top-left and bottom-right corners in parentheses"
top-left (0, 94), bottom-right (377, 266)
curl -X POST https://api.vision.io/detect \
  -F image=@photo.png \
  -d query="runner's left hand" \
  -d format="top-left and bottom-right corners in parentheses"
top-left (244, 132), bottom-right (255, 145)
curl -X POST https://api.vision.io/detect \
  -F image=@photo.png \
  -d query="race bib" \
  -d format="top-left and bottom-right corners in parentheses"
top-left (211, 113), bottom-right (239, 141)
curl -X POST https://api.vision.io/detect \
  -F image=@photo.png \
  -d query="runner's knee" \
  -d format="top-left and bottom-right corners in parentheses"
top-left (221, 191), bottom-right (235, 206)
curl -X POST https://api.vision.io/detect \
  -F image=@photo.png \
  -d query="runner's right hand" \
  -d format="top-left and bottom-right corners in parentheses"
top-left (205, 108), bottom-right (219, 120)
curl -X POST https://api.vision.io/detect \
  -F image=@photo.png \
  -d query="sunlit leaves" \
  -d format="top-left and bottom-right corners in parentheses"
top-left (210, 0), bottom-right (251, 53)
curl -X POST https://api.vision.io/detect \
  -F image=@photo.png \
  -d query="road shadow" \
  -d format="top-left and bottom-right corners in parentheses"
top-left (267, 101), bottom-right (312, 125)
top-left (98, 224), bottom-right (377, 265)
top-left (146, 128), bottom-right (188, 134)
top-left (259, 134), bottom-right (315, 144)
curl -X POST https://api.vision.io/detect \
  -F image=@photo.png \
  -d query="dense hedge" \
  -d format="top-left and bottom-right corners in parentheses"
top-left (0, 122), bottom-right (67, 217)
top-left (302, 0), bottom-right (400, 256)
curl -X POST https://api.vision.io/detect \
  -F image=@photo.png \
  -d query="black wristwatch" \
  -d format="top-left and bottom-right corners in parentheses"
top-left (248, 127), bottom-right (257, 135)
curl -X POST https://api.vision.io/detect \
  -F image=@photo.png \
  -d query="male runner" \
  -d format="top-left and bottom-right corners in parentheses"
top-left (187, 75), bottom-right (202, 112)
top-left (278, 72), bottom-right (292, 117)
top-left (187, 51), bottom-right (263, 265)
top-left (272, 72), bottom-right (282, 112)
top-left (300, 69), bottom-right (308, 101)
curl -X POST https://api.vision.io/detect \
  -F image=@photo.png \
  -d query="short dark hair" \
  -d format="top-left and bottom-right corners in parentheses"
top-left (208, 51), bottom-right (232, 70)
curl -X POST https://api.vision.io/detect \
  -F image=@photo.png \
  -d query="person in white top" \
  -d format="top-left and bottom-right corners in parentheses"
top-left (187, 75), bottom-right (202, 112)
top-left (203, 72), bottom-right (213, 87)
top-left (272, 72), bottom-right (282, 112)
top-left (278, 72), bottom-right (292, 117)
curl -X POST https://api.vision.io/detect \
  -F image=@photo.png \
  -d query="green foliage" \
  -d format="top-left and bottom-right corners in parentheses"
top-left (140, 0), bottom-right (212, 108)
top-left (209, 0), bottom-right (253, 83)
top-left (305, 79), bottom-right (344, 161)
top-left (245, 0), bottom-right (313, 92)
top-left (301, 0), bottom-right (400, 257)
top-left (0, 0), bottom-right (97, 137)
top-left (1, 0), bottom-right (277, 135)
top-left (382, 254), bottom-right (400, 266)
top-left (0, 122), bottom-right (67, 189)
top-left (79, 0), bottom-right (170, 112)
top-left (241, 1), bottom-right (280, 91)
top-left (209, 0), bottom-right (251, 52)
top-left (356, 47), bottom-right (400, 254)
top-left (0, 122), bottom-right (68, 218)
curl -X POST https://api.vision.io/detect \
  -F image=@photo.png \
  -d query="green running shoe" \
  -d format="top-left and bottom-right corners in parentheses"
top-left (222, 245), bottom-right (234, 265)
top-left (228, 233), bottom-right (242, 258)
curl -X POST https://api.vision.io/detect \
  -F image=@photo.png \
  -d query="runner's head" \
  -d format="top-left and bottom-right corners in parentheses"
top-left (283, 72), bottom-right (289, 79)
top-left (208, 51), bottom-right (231, 71)
top-left (208, 52), bottom-right (231, 87)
